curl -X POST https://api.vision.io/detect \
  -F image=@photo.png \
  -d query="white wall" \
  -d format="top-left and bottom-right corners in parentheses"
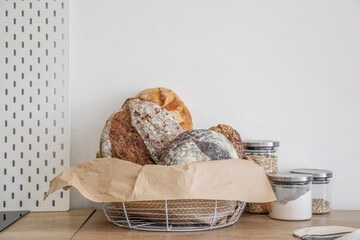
top-left (69, 0), bottom-right (360, 209)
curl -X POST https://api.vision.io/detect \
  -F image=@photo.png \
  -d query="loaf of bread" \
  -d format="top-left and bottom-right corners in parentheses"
top-left (136, 87), bottom-right (193, 131)
top-left (100, 98), bottom-right (183, 165)
top-left (209, 124), bottom-right (247, 160)
top-left (160, 129), bottom-right (239, 165)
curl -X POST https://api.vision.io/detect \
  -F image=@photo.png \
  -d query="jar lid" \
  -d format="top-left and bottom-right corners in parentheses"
top-left (290, 169), bottom-right (333, 179)
top-left (243, 140), bottom-right (280, 148)
top-left (268, 173), bottom-right (313, 182)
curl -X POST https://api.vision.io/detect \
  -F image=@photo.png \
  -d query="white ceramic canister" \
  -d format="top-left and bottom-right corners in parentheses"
top-left (268, 173), bottom-right (313, 221)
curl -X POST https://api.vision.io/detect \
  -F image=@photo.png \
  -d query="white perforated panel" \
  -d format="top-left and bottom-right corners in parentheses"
top-left (0, 0), bottom-right (69, 211)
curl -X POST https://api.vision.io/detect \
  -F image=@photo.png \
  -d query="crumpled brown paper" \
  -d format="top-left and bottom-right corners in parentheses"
top-left (45, 158), bottom-right (276, 202)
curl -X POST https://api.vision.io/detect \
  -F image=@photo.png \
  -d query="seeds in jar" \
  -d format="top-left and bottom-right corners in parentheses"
top-left (245, 202), bottom-right (271, 214)
top-left (312, 198), bottom-right (330, 214)
top-left (246, 154), bottom-right (279, 174)
top-left (245, 154), bottom-right (278, 214)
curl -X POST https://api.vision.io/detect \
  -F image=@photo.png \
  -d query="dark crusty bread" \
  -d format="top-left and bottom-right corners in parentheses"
top-left (136, 87), bottom-right (193, 131)
top-left (100, 98), bottom-right (183, 165)
top-left (209, 124), bottom-right (247, 160)
top-left (160, 130), bottom-right (239, 165)
top-left (100, 102), bottom-right (154, 165)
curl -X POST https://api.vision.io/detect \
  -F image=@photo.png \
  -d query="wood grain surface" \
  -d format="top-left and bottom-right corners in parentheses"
top-left (0, 209), bottom-right (95, 240)
top-left (1, 209), bottom-right (359, 240)
top-left (73, 210), bottom-right (360, 240)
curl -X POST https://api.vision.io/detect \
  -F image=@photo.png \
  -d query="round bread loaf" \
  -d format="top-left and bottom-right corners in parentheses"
top-left (136, 87), bottom-right (193, 131)
top-left (209, 124), bottom-right (247, 160)
top-left (100, 98), bottom-right (183, 165)
top-left (161, 129), bottom-right (239, 165)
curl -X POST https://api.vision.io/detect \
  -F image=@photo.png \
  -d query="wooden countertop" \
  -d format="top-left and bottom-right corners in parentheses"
top-left (0, 209), bottom-right (95, 240)
top-left (1, 210), bottom-right (360, 240)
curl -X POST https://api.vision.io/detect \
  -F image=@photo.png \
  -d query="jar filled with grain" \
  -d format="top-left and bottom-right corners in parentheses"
top-left (290, 169), bottom-right (333, 214)
top-left (243, 140), bottom-right (279, 214)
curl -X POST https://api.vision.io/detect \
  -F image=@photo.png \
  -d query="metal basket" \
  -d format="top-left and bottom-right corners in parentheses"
top-left (103, 200), bottom-right (246, 231)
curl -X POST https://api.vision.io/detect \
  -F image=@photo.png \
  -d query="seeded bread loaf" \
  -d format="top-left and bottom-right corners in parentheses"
top-left (160, 129), bottom-right (239, 165)
top-left (209, 124), bottom-right (247, 160)
top-left (100, 98), bottom-right (183, 165)
top-left (136, 87), bottom-right (193, 131)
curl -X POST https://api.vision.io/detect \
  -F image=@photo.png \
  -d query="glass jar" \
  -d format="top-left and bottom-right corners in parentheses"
top-left (290, 169), bottom-right (333, 214)
top-left (243, 140), bottom-right (279, 214)
top-left (268, 173), bottom-right (313, 221)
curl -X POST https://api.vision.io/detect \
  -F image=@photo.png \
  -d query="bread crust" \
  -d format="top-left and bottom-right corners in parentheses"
top-left (209, 124), bottom-right (247, 160)
top-left (100, 103), bottom-right (154, 165)
top-left (100, 99), bottom-right (183, 165)
top-left (161, 130), bottom-right (239, 165)
top-left (136, 87), bottom-right (193, 131)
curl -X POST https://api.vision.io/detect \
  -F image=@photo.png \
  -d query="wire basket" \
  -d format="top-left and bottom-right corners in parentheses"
top-left (103, 199), bottom-right (246, 231)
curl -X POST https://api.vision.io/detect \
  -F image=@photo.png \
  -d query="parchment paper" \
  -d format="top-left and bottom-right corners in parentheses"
top-left (45, 158), bottom-right (276, 202)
